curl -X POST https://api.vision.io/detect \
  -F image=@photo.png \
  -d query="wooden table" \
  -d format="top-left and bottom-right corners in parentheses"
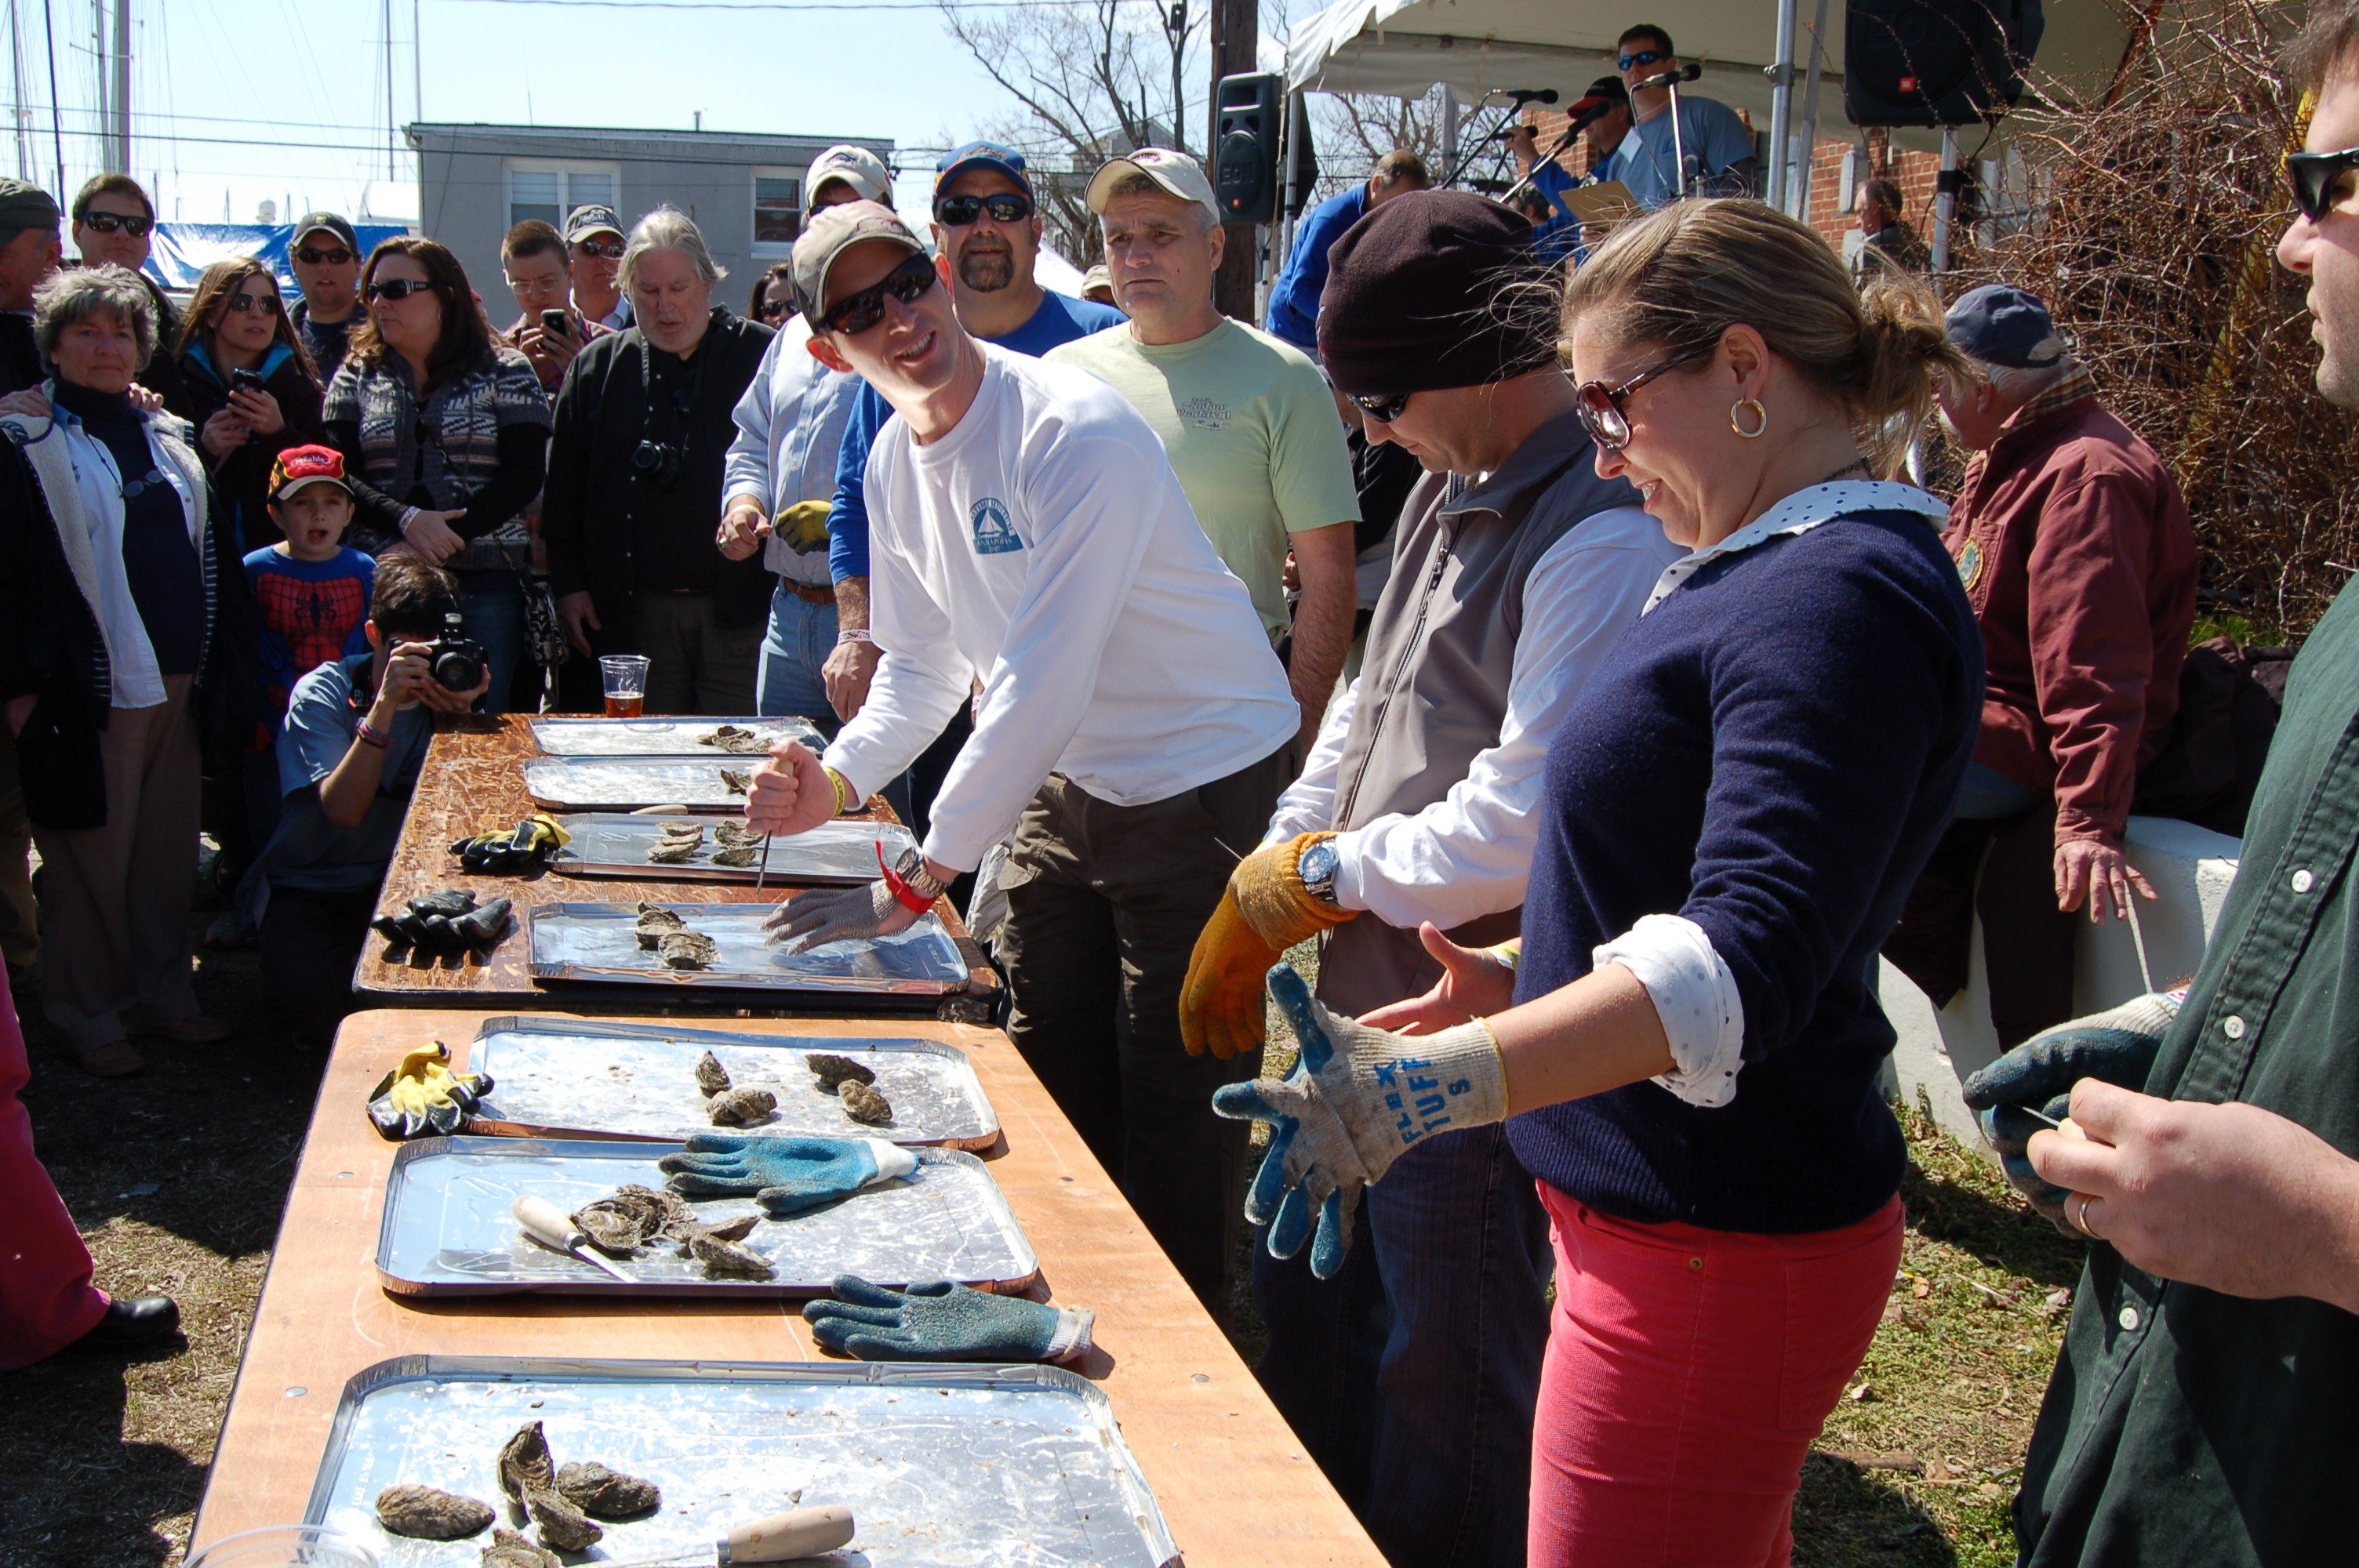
top-left (190, 1010), bottom-right (1383, 1567)
top-left (357, 716), bottom-right (998, 1018)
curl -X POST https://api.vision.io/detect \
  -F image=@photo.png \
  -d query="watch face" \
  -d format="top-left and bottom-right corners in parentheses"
top-left (1301, 842), bottom-right (1338, 888)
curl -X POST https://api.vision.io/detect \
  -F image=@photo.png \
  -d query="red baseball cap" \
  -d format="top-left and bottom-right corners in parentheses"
top-left (268, 445), bottom-right (352, 503)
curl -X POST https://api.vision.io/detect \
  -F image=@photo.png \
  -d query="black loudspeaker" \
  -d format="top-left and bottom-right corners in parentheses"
top-left (1287, 90), bottom-right (1320, 218)
top-left (1842, 0), bottom-right (2043, 126)
top-left (1216, 71), bottom-right (1283, 223)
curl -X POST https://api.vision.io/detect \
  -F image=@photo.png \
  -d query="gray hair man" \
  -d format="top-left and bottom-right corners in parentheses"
top-left (1183, 189), bottom-right (1682, 1565)
top-left (542, 209), bottom-right (778, 714)
top-left (718, 144), bottom-right (890, 723)
top-left (744, 201), bottom-right (1298, 1319)
top-left (1049, 147), bottom-right (1360, 757)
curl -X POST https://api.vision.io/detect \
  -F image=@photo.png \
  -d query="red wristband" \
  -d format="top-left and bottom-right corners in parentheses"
top-left (877, 842), bottom-right (936, 914)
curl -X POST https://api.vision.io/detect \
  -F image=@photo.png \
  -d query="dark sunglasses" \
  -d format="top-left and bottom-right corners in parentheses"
top-left (1616, 48), bottom-right (1667, 71)
top-left (224, 291), bottom-right (279, 315)
top-left (2287, 147), bottom-right (2359, 223)
top-left (79, 209), bottom-right (153, 236)
top-left (1349, 390), bottom-right (1414, 423)
top-left (933, 192), bottom-right (1034, 227)
top-left (573, 237), bottom-right (627, 259)
top-left (294, 245), bottom-right (354, 265)
top-left (756, 297), bottom-right (794, 319)
top-left (367, 277), bottom-right (434, 302)
top-left (1574, 342), bottom-right (1714, 450)
top-left (816, 253), bottom-right (939, 336)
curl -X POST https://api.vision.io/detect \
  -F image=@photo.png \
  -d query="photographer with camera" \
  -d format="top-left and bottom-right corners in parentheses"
top-left (251, 553), bottom-right (487, 1044)
top-left (543, 208), bottom-right (774, 715)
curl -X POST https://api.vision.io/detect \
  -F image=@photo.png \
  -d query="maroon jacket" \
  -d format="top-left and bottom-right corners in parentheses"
top-left (1943, 372), bottom-right (2197, 845)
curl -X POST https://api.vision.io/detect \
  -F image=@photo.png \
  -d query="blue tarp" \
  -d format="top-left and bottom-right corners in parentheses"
top-left (144, 222), bottom-right (412, 292)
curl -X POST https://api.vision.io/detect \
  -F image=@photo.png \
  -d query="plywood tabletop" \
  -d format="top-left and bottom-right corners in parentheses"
top-left (188, 1007), bottom-right (1383, 1568)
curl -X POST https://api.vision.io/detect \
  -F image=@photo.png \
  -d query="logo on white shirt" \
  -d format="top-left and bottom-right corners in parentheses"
top-left (970, 497), bottom-right (1022, 555)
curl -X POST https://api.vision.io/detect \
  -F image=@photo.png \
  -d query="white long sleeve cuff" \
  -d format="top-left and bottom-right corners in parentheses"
top-left (1594, 914), bottom-right (1746, 1109)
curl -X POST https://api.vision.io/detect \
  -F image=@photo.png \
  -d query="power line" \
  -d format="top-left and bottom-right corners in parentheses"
top-left (438, 0), bottom-right (1106, 9)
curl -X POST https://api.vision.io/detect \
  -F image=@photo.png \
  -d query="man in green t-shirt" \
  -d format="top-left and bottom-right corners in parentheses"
top-left (1048, 149), bottom-right (1359, 754)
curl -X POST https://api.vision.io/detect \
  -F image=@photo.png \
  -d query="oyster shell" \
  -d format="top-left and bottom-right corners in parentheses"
top-left (694, 1050), bottom-right (731, 1098)
top-left (840, 1079), bottom-right (893, 1127)
top-left (526, 1486), bottom-right (602, 1552)
top-left (496, 1422), bottom-right (554, 1501)
top-left (714, 820), bottom-right (762, 848)
top-left (806, 1052), bottom-right (875, 1091)
top-left (720, 768), bottom-right (751, 795)
top-left (688, 1228), bottom-right (775, 1277)
top-left (633, 905), bottom-right (686, 948)
top-left (711, 844), bottom-right (759, 867)
top-left (375, 1483), bottom-right (494, 1540)
top-left (554, 1460), bottom-right (662, 1519)
top-left (707, 1087), bottom-right (776, 1127)
top-left (646, 839), bottom-right (702, 864)
top-left (480, 1528), bottom-right (561, 1568)
top-left (658, 929), bottom-right (719, 970)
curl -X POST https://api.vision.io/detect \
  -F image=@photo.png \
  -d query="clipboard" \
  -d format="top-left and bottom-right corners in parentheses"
top-left (1565, 180), bottom-right (1642, 230)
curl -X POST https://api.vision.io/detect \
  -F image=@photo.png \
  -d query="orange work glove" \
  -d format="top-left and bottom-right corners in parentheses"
top-left (1180, 833), bottom-right (1355, 1059)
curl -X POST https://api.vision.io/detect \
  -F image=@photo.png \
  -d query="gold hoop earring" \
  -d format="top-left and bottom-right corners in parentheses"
top-left (1730, 397), bottom-right (1768, 439)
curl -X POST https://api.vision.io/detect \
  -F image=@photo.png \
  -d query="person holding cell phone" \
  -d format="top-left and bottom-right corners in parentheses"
top-left (173, 257), bottom-right (328, 553)
top-left (500, 218), bottom-right (609, 394)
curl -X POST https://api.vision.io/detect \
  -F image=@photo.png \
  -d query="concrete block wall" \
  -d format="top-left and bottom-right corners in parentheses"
top-left (1882, 815), bottom-right (2243, 1150)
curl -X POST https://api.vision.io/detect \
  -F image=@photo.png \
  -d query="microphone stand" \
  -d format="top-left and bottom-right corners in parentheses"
top-left (1634, 64), bottom-right (1704, 198)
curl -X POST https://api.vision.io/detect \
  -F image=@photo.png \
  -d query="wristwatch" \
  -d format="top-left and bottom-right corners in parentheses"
top-left (1298, 839), bottom-right (1341, 906)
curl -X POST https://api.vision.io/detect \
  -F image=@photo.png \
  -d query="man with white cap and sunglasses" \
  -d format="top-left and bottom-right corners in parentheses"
top-left (719, 144), bottom-right (890, 723)
top-left (1049, 147), bottom-right (1359, 757)
top-left (742, 201), bottom-right (1299, 1319)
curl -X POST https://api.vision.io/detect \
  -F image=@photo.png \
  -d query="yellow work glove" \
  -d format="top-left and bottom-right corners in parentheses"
top-left (367, 1041), bottom-right (493, 1139)
top-left (1180, 833), bottom-right (1355, 1060)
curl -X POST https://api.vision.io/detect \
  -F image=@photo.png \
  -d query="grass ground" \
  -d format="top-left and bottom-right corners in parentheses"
top-left (4, 930), bottom-right (2084, 1566)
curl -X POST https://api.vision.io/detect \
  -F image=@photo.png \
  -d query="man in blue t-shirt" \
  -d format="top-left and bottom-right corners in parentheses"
top-left (821, 140), bottom-right (1124, 841)
top-left (252, 552), bottom-right (489, 1042)
top-left (1263, 149), bottom-right (1429, 354)
top-left (1605, 24), bottom-right (1758, 208)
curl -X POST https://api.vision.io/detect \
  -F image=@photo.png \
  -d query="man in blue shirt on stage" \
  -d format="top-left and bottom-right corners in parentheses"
top-left (1263, 150), bottom-right (1429, 354)
top-left (1607, 24), bottom-right (1758, 207)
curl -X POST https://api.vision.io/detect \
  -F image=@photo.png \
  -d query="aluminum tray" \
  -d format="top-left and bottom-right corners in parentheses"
top-left (465, 1018), bottom-right (1000, 1150)
top-left (551, 815), bottom-right (918, 885)
top-left (305, 1356), bottom-right (1179, 1568)
top-left (527, 903), bottom-right (969, 996)
top-left (523, 757), bottom-right (777, 813)
top-left (529, 714), bottom-right (823, 757)
top-left (376, 1138), bottom-right (1038, 1296)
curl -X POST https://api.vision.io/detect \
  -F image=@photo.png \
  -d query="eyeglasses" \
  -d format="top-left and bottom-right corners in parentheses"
top-left (295, 245), bottom-right (354, 266)
top-left (1348, 390), bottom-right (1414, 423)
top-left (1573, 342), bottom-right (1714, 450)
top-left (573, 238), bottom-right (627, 259)
top-left (367, 277), bottom-right (434, 302)
top-left (815, 252), bottom-right (938, 336)
top-left (2287, 147), bottom-right (2359, 223)
top-left (933, 192), bottom-right (1034, 227)
top-left (1616, 48), bottom-right (1667, 71)
top-left (79, 210), bottom-right (154, 237)
top-left (225, 292), bottom-right (279, 315)
top-left (755, 297), bottom-right (794, 319)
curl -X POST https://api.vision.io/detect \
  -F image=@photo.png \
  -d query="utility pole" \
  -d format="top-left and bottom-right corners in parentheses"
top-left (107, 0), bottom-right (125, 171)
top-left (9, 0), bottom-right (30, 179)
top-left (1162, 0), bottom-right (1186, 154)
top-left (383, 0), bottom-right (395, 181)
top-left (1206, 0), bottom-right (1253, 317)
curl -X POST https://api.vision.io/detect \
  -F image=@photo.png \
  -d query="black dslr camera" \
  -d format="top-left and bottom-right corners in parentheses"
top-left (427, 611), bottom-right (487, 692)
top-left (631, 438), bottom-right (686, 489)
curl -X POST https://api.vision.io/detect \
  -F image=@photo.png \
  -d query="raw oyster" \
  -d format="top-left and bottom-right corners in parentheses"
top-left (480, 1528), bottom-right (561, 1568)
top-left (658, 929), bottom-right (719, 970)
top-left (696, 724), bottom-right (774, 754)
top-left (720, 768), bottom-right (751, 795)
top-left (375, 1483), bottom-right (494, 1540)
top-left (646, 838), bottom-right (702, 864)
top-left (707, 1087), bottom-right (776, 1127)
top-left (694, 1050), bottom-right (732, 1098)
top-left (840, 1079), bottom-right (893, 1126)
top-left (525, 1487), bottom-right (602, 1552)
top-left (806, 1052), bottom-right (875, 1091)
top-left (714, 820), bottom-right (762, 848)
top-left (633, 904), bottom-right (686, 948)
top-left (554, 1460), bottom-right (662, 1519)
top-left (569, 1199), bottom-right (648, 1257)
top-left (688, 1228), bottom-right (775, 1277)
top-left (496, 1422), bottom-right (554, 1501)
top-left (711, 844), bottom-right (759, 867)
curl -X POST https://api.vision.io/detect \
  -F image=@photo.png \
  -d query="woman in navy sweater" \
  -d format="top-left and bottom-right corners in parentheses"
top-left (1216, 199), bottom-right (1985, 1564)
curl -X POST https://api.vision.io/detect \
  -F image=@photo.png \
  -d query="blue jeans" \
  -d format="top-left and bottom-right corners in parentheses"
top-left (758, 583), bottom-right (838, 721)
top-left (1954, 757), bottom-right (2040, 822)
top-left (1252, 1122), bottom-right (1552, 1568)
top-left (456, 574), bottom-right (526, 719)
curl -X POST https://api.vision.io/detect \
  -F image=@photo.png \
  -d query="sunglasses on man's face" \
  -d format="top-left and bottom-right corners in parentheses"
top-left (1574, 342), bottom-right (1714, 450)
top-left (2288, 147), bottom-right (2359, 224)
top-left (934, 192), bottom-right (1034, 227)
top-left (1349, 390), bottom-right (1414, 423)
top-left (368, 277), bottom-right (434, 303)
top-left (574, 238), bottom-right (627, 260)
top-left (816, 253), bottom-right (939, 336)
top-left (80, 209), bottom-right (154, 237)
top-left (295, 245), bottom-right (354, 266)
top-left (1617, 48), bottom-right (1667, 71)
top-left (224, 291), bottom-right (279, 315)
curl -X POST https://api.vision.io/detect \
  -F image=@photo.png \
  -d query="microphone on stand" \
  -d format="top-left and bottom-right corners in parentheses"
top-left (1633, 62), bottom-right (1703, 92)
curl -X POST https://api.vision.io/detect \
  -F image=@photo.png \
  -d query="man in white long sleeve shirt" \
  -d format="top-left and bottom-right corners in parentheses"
top-left (716, 146), bottom-right (885, 722)
top-left (743, 201), bottom-right (1299, 1316)
top-left (1178, 190), bottom-right (1681, 1566)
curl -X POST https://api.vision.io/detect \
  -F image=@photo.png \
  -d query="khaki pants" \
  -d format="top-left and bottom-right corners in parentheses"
top-left (994, 743), bottom-right (1296, 1319)
top-left (631, 592), bottom-right (764, 716)
top-left (30, 678), bottom-right (202, 1051)
top-left (0, 727), bottom-right (35, 968)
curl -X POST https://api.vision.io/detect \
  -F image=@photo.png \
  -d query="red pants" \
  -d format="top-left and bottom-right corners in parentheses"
top-left (1528, 1183), bottom-right (1904, 1566)
top-left (0, 964), bottom-right (107, 1369)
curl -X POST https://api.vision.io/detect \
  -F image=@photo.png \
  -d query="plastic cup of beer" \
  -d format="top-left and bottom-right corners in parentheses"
top-left (599, 654), bottom-right (650, 718)
top-left (185, 1526), bottom-right (379, 1568)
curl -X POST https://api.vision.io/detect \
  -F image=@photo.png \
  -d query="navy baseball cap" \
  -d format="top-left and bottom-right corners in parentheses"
top-left (1945, 284), bottom-right (2068, 369)
top-left (935, 140), bottom-right (1031, 200)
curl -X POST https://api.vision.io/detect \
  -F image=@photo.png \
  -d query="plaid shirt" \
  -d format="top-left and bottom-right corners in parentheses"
top-left (322, 346), bottom-right (549, 571)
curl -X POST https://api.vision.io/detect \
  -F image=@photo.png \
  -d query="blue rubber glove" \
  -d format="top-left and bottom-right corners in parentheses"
top-left (802, 1275), bottom-right (1094, 1363)
top-left (658, 1134), bottom-right (918, 1217)
top-left (1960, 992), bottom-right (2179, 1235)
top-left (1212, 964), bottom-right (1507, 1280)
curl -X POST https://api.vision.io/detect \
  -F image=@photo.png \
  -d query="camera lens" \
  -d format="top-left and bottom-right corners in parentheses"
top-left (432, 649), bottom-right (482, 691)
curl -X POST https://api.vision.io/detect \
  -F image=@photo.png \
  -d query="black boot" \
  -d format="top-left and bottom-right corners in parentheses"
top-left (67, 1294), bottom-right (180, 1350)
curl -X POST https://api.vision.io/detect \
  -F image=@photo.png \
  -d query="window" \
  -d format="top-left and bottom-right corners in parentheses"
top-left (752, 171), bottom-right (802, 253)
top-left (505, 160), bottom-right (623, 231)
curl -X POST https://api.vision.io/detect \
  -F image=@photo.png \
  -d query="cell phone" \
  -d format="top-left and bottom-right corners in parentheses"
top-left (540, 309), bottom-right (571, 338)
top-left (230, 368), bottom-right (266, 397)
